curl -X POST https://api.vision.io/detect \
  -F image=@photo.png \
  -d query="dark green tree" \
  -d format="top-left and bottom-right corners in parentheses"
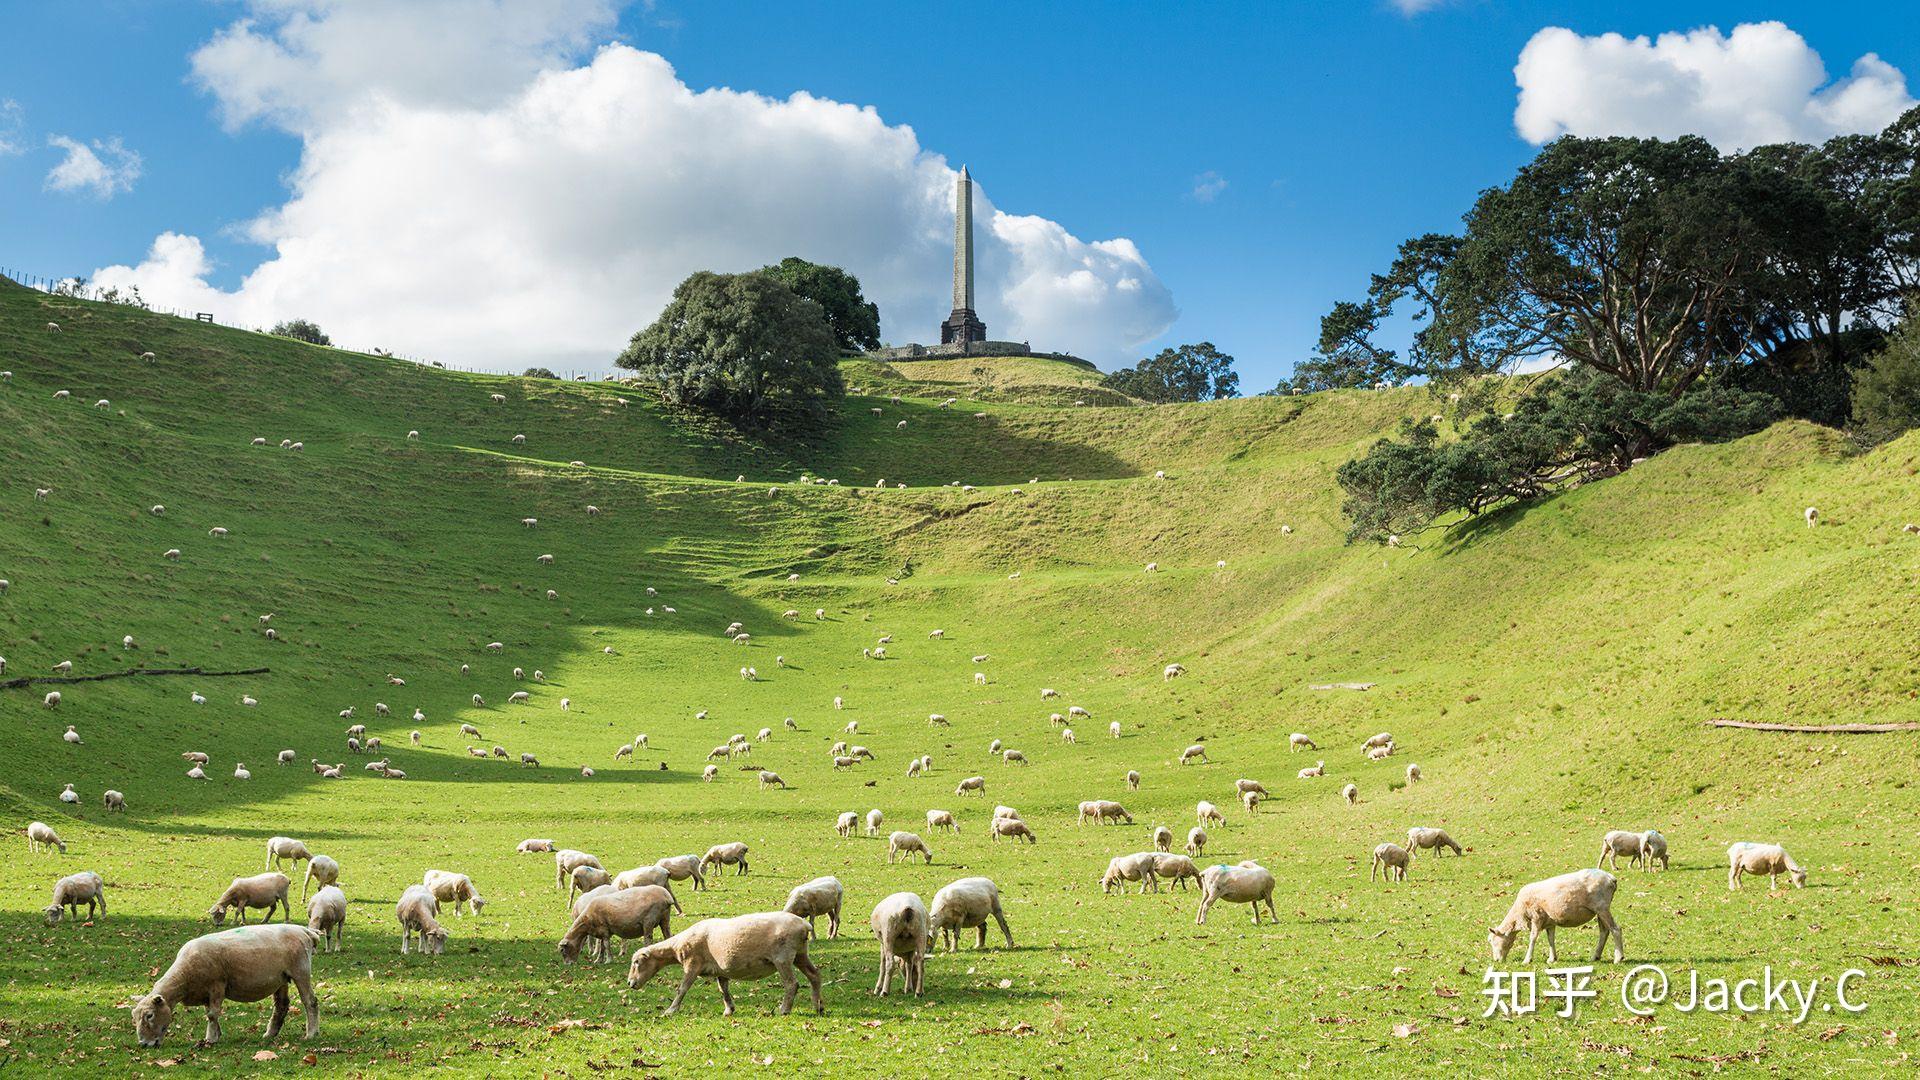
top-left (1852, 301), bottom-right (1920, 444)
top-left (1103, 342), bottom-right (1240, 402)
top-left (616, 271), bottom-right (842, 422)
top-left (521, 367), bottom-right (559, 379)
top-left (759, 257), bottom-right (882, 353)
top-left (271, 319), bottom-right (331, 346)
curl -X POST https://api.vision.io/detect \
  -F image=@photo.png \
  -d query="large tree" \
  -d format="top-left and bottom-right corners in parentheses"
top-left (1103, 342), bottom-right (1240, 402)
top-left (759, 257), bottom-right (882, 353)
top-left (270, 318), bottom-right (331, 346)
top-left (616, 271), bottom-right (842, 422)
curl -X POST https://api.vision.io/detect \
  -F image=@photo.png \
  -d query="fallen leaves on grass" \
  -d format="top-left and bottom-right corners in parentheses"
top-left (253, 1050), bottom-right (279, 1061)
top-left (547, 1018), bottom-right (605, 1034)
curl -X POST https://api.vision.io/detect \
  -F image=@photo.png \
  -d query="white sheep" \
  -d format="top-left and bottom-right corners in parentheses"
top-left (955, 775), bottom-right (986, 796)
top-left (1002, 749), bottom-right (1028, 765)
top-left (1196, 801), bottom-right (1223, 827)
top-left (928, 877), bottom-right (1012, 952)
top-left (59, 782), bottom-right (79, 803)
top-left (1151, 825), bottom-right (1174, 852)
top-left (926, 809), bottom-right (958, 834)
top-left (1805, 506), bottom-right (1819, 528)
top-left (45, 870), bottom-right (105, 926)
top-left (103, 789), bottom-right (126, 811)
top-left (44, 690), bottom-right (61, 708)
top-left (625, 912), bottom-right (823, 1015)
top-left (1371, 843), bottom-right (1412, 882)
top-left (870, 892), bottom-right (929, 996)
top-left (886, 831), bottom-right (933, 864)
top-left (1640, 830), bottom-right (1669, 870)
top-left (301, 855), bottom-right (340, 901)
top-left (1488, 868), bottom-right (1623, 963)
top-left (1598, 830), bottom-right (1651, 871)
top-left (1077, 800), bottom-right (1133, 825)
top-left (1110, 721), bottom-right (1122, 738)
top-left (1406, 762), bottom-right (1422, 783)
top-left (516, 839), bottom-right (554, 854)
top-left (306, 885), bottom-right (346, 952)
top-left (864, 807), bottom-right (885, 837)
top-left (397, 885), bottom-right (449, 955)
top-left (989, 817), bottom-right (1036, 843)
top-left (701, 842), bottom-right (750, 877)
top-left (1341, 783), bottom-right (1358, 805)
top-left (1727, 842), bottom-right (1806, 889)
top-left (1163, 663), bottom-right (1186, 681)
top-left (1298, 759), bottom-right (1325, 779)
top-left (209, 872), bottom-right (292, 925)
top-left (1407, 827), bottom-right (1463, 858)
top-left (1127, 769), bottom-right (1141, 790)
top-left (1101, 852), bottom-right (1160, 894)
top-left (132, 923), bottom-right (323, 1047)
top-left (265, 837), bottom-right (312, 874)
top-left (1195, 861), bottom-right (1277, 924)
top-left (1180, 743), bottom-right (1209, 765)
top-left (783, 876), bottom-right (845, 939)
top-left (1186, 827), bottom-right (1207, 857)
top-left (28, 820), bottom-right (67, 853)
top-left (423, 869), bottom-right (487, 916)
top-left (654, 855), bottom-right (707, 892)
top-left (835, 811), bottom-right (860, 838)
top-left (561, 884), bottom-right (676, 962)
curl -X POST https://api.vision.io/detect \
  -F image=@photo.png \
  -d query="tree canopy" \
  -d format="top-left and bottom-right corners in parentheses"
top-left (759, 257), bottom-right (882, 353)
top-left (615, 270), bottom-right (842, 423)
top-left (271, 319), bottom-right (331, 346)
top-left (1103, 342), bottom-right (1240, 402)
top-left (521, 367), bottom-right (559, 379)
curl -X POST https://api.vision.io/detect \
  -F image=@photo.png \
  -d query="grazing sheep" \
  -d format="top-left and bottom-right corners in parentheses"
top-left (887, 831), bottom-right (933, 864)
top-left (1406, 762), bottom-right (1422, 783)
top-left (1341, 783), bottom-right (1359, 804)
top-left (45, 870), bottom-right (106, 926)
top-left (517, 839), bottom-right (554, 854)
top-left (989, 738), bottom-right (1003, 753)
top-left (702, 764), bottom-right (720, 781)
top-left (1640, 830), bottom-right (1669, 870)
top-left (1598, 830), bottom-right (1651, 871)
top-left (521, 752), bottom-right (539, 767)
top-left (1196, 861), bottom-right (1277, 925)
top-left (131, 923), bottom-right (324, 1047)
top-left (928, 877), bottom-right (1013, 951)
top-left (28, 821), bottom-right (68, 853)
top-left (568, 865), bottom-right (613, 906)
top-left (1366, 743), bottom-right (1394, 761)
top-left (1371, 843), bottom-right (1412, 882)
top-left (554, 850), bottom-right (603, 891)
top-left (864, 808), bottom-right (885, 837)
top-left (655, 855), bottom-right (707, 892)
top-left (955, 775), bottom-right (986, 796)
top-left (1488, 869), bottom-right (1623, 963)
top-left (103, 789), bottom-right (126, 812)
top-left (1727, 842), bottom-right (1806, 890)
top-left (1152, 825), bottom-right (1174, 852)
top-left (1127, 769), bottom-right (1141, 790)
top-left (1407, 827), bottom-right (1463, 858)
top-left (783, 876), bottom-right (845, 939)
top-left (1363, 732), bottom-right (1394, 751)
top-left (1196, 801), bottom-right (1223, 827)
top-left (926, 809), bottom-right (958, 834)
top-left (1002, 749), bottom-right (1028, 765)
top-left (989, 817), bottom-right (1035, 843)
top-left (870, 892), bottom-right (929, 996)
top-left (1186, 827), bottom-right (1208, 857)
top-left (1180, 744), bottom-right (1209, 765)
top-left (306, 885), bottom-right (346, 952)
top-left (560, 885), bottom-right (676, 962)
top-left (1077, 800), bottom-right (1134, 826)
top-left (397, 885), bottom-right (449, 955)
top-left (1101, 852), bottom-right (1161, 894)
top-left (300, 856), bottom-right (339, 901)
top-left (1152, 853), bottom-right (1201, 890)
top-left (45, 691), bottom-right (62, 708)
top-left (1805, 506), bottom-right (1819, 528)
top-left (836, 811), bottom-right (860, 838)
top-left (1163, 662), bottom-right (1186, 681)
top-left (265, 837), bottom-right (313, 875)
top-left (758, 770), bottom-right (787, 790)
top-left (625, 911), bottom-right (823, 1016)
top-left (209, 872), bottom-right (292, 925)
top-left (1241, 790), bottom-right (1261, 813)
top-left (1062, 728), bottom-right (1076, 744)
top-left (423, 870), bottom-right (487, 916)
top-left (702, 842), bottom-right (751, 877)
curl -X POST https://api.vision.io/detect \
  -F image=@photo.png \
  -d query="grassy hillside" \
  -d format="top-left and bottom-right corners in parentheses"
top-left (3, 276), bottom-right (1918, 1076)
top-left (840, 354), bottom-right (1135, 406)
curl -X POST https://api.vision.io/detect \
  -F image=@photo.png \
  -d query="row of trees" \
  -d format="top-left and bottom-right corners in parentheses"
top-left (1320, 107), bottom-right (1920, 542)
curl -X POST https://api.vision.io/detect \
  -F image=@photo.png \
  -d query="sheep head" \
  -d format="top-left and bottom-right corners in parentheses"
top-left (133, 994), bottom-right (174, 1046)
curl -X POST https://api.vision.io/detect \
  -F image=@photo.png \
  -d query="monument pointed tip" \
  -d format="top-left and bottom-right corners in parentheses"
top-left (960, 164), bottom-right (970, 179)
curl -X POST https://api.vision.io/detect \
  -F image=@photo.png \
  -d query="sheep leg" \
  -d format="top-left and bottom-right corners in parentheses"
top-left (1521, 927), bottom-right (1540, 965)
top-left (776, 961), bottom-right (799, 1015)
top-left (908, 950), bottom-right (925, 996)
top-left (295, 966), bottom-right (320, 1037)
top-left (1195, 893), bottom-right (1212, 924)
top-left (203, 984), bottom-right (226, 1044)
top-left (1265, 895), bottom-right (1278, 922)
top-left (992, 906), bottom-right (1013, 948)
top-left (828, 908), bottom-right (840, 940)
top-left (1593, 911), bottom-right (1623, 963)
top-left (663, 968), bottom-right (697, 1016)
top-left (874, 947), bottom-right (893, 995)
top-left (976, 924), bottom-right (987, 949)
top-left (1543, 926), bottom-right (1558, 964)
top-left (716, 977), bottom-right (736, 1016)
top-left (266, 986), bottom-right (291, 1041)
top-left (797, 951), bottom-right (824, 1013)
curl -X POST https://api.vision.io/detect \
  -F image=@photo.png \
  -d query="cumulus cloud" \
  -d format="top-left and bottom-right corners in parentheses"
top-left (98, 1), bottom-right (1173, 370)
top-left (1189, 171), bottom-right (1228, 203)
top-left (1514, 22), bottom-right (1917, 150)
top-left (44, 135), bottom-right (143, 198)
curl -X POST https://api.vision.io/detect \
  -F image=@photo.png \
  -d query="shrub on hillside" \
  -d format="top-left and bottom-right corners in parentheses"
top-left (1338, 368), bottom-right (1778, 543)
top-left (1852, 304), bottom-right (1920, 445)
top-left (615, 271), bottom-right (842, 423)
top-left (522, 366), bottom-right (559, 379)
top-left (271, 318), bottom-right (331, 346)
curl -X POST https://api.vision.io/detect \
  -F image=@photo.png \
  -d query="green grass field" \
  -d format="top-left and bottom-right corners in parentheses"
top-left (3, 276), bottom-right (1918, 1076)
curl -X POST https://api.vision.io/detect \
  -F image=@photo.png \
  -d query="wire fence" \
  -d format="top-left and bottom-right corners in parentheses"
top-left (1, 264), bottom-right (628, 384)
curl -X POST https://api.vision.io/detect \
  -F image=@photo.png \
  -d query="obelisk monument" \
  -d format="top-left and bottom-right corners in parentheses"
top-left (940, 166), bottom-right (988, 348)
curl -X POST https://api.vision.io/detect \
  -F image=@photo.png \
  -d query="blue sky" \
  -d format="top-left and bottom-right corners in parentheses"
top-left (1, 1), bottom-right (1913, 384)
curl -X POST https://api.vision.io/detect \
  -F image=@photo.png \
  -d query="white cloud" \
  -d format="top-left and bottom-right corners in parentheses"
top-left (1189, 170), bottom-right (1228, 203)
top-left (1514, 22), bottom-right (1916, 151)
top-left (101, 2), bottom-right (1173, 371)
top-left (44, 135), bottom-right (143, 198)
top-left (1390, 0), bottom-right (1447, 15)
top-left (0, 99), bottom-right (24, 156)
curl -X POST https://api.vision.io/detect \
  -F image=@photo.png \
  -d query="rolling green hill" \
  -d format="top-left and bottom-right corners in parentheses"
top-left (3, 276), bottom-right (1918, 1075)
